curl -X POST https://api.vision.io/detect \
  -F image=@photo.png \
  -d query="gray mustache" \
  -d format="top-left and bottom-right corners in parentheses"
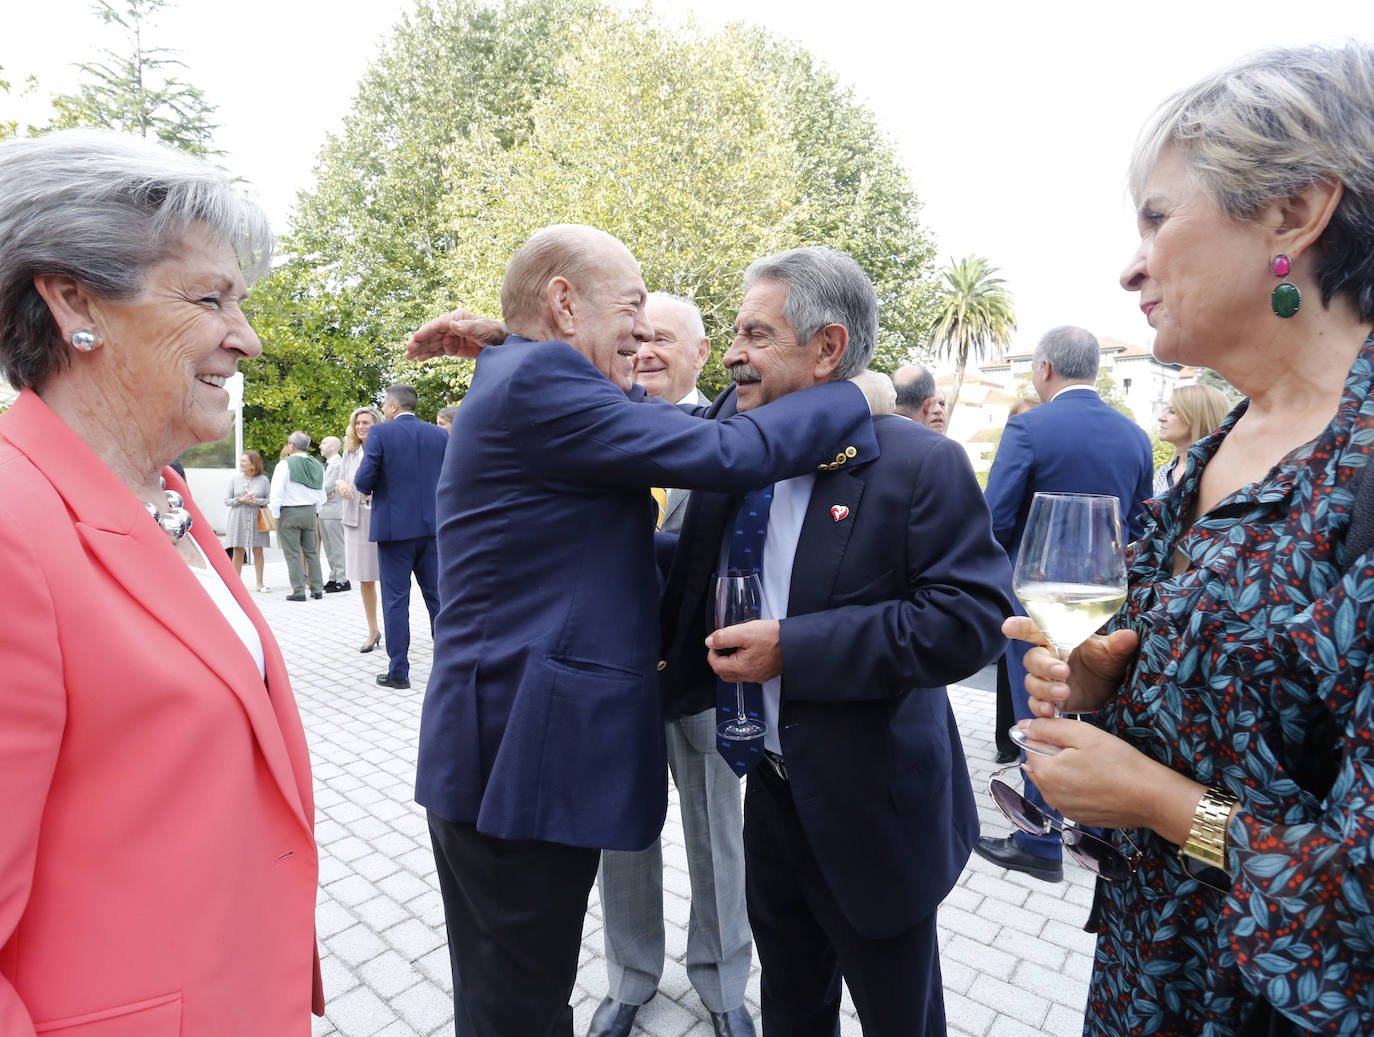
top-left (727, 365), bottom-right (762, 385)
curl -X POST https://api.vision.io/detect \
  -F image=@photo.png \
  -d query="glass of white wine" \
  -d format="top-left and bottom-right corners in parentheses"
top-left (1010, 492), bottom-right (1127, 757)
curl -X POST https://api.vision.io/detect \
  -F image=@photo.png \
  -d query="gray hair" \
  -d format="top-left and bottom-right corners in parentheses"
top-left (742, 246), bottom-right (878, 381)
top-left (647, 291), bottom-right (706, 340)
top-left (0, 129), bottom-right (273, 391)
top-left (385, 383), bottom-right (418, 412)
top-left (288, 430), bottom-right (311, 452)
top-left (893, 365), bottom-right (935, 411)
top-left (1034, 326), bottom-right (1100, 381)
top-left (1129, 42), bottom-right (1374, 322)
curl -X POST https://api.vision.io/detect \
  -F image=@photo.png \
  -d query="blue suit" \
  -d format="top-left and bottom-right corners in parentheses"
top-left (983, 386), bottom-right (1154, 860)
top-left (353, 411), bottom-right (449, 681)
top-left (661, 392), bottom-right (1014, 1035)
top-left (416, 337), bottom-right (877, 1037)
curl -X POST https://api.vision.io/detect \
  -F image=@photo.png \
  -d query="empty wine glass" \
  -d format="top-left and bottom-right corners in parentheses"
top-left (711, 569), bottom-right (766, 741)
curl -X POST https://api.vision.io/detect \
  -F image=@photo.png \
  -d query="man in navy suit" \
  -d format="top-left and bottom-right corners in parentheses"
top-left (353, 382), bottom-right (449, 690)
top-left (661, 246), bottom-right (1013, 1037)
top-left (976, 325), bottom-right (1154, 881)
top-left (413, 225), bottom-right (883, 1037)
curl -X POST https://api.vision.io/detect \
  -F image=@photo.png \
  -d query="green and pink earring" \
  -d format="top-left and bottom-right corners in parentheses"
top-left (1271, 254), bottom-right (1301, 318)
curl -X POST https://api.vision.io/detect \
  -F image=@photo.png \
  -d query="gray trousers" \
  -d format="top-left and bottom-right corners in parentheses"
top-left (597, 707), bottom-right (752, 1012)
top-left (319, 512), bottom-right (346, 583)
top-left (277, 505), bottom-right (322, 594)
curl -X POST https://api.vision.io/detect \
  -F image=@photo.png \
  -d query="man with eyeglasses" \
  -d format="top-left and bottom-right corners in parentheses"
top-left (658, 246), bottom-right (1014, 1037)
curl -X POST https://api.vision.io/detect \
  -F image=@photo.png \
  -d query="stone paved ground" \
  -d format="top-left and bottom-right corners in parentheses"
top-left (247, 554), bottom-right (1094, 1037)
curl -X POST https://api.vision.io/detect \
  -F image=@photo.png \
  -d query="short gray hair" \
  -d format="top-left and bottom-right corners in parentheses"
top-left (647, 291), bottom-right (706, 340)
top-left (288, 430), bottom-right (311, 452)
top-left (743, 246), bottom-right (878, 381)
top-left (0, 129), bottom-right (273, 391)
top-left (385, 383), bottom-right (418, 412)
top-left (1035, 326), bottom-right (1099, 381)
top-left (1129, 42), bottom-right (1374, 322)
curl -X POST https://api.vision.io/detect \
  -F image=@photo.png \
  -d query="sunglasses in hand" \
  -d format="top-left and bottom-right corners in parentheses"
top-left (987, 766), bottom-right (1142, 881)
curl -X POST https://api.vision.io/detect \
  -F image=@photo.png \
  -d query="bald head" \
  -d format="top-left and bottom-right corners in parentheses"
top-left (500, 224), bottom-right (651, 391)
top-left (893, 364), bottom-right (946, 432)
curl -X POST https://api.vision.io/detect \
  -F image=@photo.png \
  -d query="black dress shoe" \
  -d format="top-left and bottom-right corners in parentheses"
top-left (311, 590), bottom-right (324, 599)
top-left (710, 1006), bottom-right (756, 1037)
top-left (338, 580), bottom-right (351, 591)
top-left (322, 581), bottom-right (340, 592)
top-left (995, 748), bottom-right (1020, 764)
top-left (284, 592), bottom-right (307, 602)
top-left (973, 834), bottom-right (1063, 882)
top-left (376, 673), bottom-right (410, 690)
top-left (587, 996), bottom-right (641, 1037)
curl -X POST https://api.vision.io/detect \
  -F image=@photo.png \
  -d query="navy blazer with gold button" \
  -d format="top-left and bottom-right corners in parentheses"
top-left (415, 338), bottom-right (878, 852)
top-left (660, 386), bottom-right (1014, 938)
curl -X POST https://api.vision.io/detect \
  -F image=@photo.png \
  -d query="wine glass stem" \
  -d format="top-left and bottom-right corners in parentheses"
top-left (734, 683), bottom-right (748, 724)
top-left (1049, 644), bottom-right (1068, 719)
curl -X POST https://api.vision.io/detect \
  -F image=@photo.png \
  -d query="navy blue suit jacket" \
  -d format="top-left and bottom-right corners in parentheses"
top-left (983, 388), bottom-right (1155, 559)
top-left (353, 412), bottom-right (450, 542)
top-left (414, 337), bottom-right (878, 851)
top-left (661, 391), bottom-right (1014, 938)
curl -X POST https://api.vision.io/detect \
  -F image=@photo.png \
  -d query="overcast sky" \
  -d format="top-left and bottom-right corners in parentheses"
top-left (6, 0), bottom-right (1371, 356)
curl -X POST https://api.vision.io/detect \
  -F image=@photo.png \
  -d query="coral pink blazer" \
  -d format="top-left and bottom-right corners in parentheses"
top-left (0, 390), bottom-right (324, 1036)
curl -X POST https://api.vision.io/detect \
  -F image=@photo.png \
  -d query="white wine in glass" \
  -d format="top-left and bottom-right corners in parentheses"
top-left (1010, 492), bottom-right (1127, 757)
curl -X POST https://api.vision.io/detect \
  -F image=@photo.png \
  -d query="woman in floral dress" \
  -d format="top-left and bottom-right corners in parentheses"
top-left (1009, 43), bottom-right (1374, 1036)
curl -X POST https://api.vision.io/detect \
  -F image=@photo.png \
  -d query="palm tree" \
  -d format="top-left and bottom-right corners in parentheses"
top-left (926, 255), bottom-right (1017, 424)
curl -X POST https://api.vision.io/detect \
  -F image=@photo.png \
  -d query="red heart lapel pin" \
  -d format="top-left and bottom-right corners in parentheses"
top-left (830, 505), bottom-right (850, 522)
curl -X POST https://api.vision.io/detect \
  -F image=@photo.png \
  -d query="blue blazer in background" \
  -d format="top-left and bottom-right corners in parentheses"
top-left (983, 387), bottom-right (1156, 558)
top-left (353, 412), bottom-right (450, 542)
top-left (415, 337), bottom-right (879, 852)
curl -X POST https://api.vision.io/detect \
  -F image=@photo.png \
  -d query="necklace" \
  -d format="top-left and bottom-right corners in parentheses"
top-left (144, 476), bottom-right (193, 543)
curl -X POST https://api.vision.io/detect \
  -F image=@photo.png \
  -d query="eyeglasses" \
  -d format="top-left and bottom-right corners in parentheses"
top-left (987, 767), bottom-right (1142, 881)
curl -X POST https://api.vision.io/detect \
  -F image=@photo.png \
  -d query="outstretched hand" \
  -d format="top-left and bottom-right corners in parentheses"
top-left (405, 309), bottom-right (508, 360)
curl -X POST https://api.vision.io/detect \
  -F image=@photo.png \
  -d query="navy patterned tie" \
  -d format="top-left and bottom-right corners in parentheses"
top-left (716, 485), bottom-right (773, 777)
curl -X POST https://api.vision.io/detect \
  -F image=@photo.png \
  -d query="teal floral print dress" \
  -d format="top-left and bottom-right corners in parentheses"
top-left (1085, 336), bottom-right (1374, 1037)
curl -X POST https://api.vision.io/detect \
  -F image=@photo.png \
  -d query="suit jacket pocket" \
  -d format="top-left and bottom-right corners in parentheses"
top-left (36, 992), bottom-right (181, 1036)
top-left (830, 567), bottom-right (897, 606)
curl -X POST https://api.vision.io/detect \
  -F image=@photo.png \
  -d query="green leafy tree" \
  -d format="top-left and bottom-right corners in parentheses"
top-left (261, 0), bottom-right (938, 424)
top-left (926, 255), bottom-right (1016, 422)
top-left (1, 68), bottom-right (43, 141)
top-left (47, 0), bottom-right (219, 155)
top-left (1096, 369), bottom-right (1135, 422)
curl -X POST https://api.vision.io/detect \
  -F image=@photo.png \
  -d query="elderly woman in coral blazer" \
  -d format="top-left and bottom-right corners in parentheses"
top-left (0, 131), bottom-right (323, 1035)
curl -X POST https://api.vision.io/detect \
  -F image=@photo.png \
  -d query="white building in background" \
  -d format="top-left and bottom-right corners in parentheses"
top-left (938, 336), bottom-right (1195, 476)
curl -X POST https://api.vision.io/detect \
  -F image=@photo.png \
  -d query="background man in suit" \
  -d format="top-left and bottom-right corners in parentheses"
top-left (977, 325), bottom-right (1154, 881)
top-left (590, 293), bottom-right (754, 1037)
top-left (353, 383), bottom-right (449, 691)
top-left (892, 364), bottom-right (946, 432)
top-left (413, 224), bottom-right (883, 1037)
top-left (660, 246), bottom-right (1013, 1037)
top-left (270, 430), bottom-right (326, 601)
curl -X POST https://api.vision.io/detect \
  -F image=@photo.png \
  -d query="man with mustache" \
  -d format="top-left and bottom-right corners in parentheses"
top-left (659, 246), bottom-right (1013, 1036)
top-left (408, 225), bottom-right (884, 1037)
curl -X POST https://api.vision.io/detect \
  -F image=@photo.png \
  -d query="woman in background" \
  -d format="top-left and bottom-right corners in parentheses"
top-left (225, 448), bottom-right (271, 590)
top-left (1153, 383), bottom-right (1231, 494)
top-left (337, 404), bottom-right (384, 652)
